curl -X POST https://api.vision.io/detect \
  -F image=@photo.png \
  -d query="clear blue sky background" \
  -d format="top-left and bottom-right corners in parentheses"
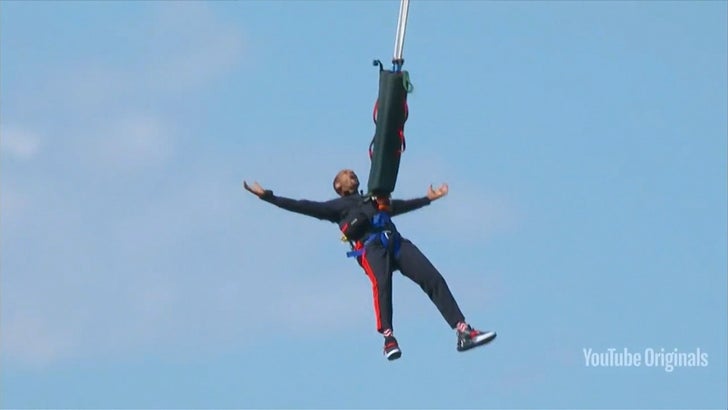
top-left (1, 1), bottom-right (726, 409)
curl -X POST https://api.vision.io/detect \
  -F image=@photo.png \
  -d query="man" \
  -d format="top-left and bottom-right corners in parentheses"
top-left (243, 169), bottom-right (496, 360)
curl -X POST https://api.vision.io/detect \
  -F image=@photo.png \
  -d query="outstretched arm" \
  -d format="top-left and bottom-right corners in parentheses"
top-left (390, 183), bottom-right (449, 216)
top-left (243, 181), bottom-right (341, 222)
top-left (390, 197), bottom-right (431, 216)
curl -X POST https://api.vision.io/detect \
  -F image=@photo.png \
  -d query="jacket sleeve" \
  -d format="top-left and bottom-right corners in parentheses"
top-left (259, 190), bottom-right (342, 222)
top-left (390, 196), bottom-right (432, 216)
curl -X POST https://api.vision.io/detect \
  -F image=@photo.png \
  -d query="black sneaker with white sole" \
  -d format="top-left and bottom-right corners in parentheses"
top-left (457, 327), bottom-right (496, 352)
top-left (383, 336), bottom-right (402, 360)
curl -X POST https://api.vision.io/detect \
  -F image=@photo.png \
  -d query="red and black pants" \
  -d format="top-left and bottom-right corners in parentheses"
top-left (357, 236), bottom-right (466, 333)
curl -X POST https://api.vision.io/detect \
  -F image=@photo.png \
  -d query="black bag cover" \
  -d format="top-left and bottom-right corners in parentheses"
top-left (367, 69), bottom-right (409, 196)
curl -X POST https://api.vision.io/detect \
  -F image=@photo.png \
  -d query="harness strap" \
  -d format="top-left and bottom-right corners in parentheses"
top-left (345, 211), bottom-right (401, 258)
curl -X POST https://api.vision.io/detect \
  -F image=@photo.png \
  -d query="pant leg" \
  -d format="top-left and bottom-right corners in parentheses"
top-left (395, 238), bottom-right (466, 328)
top-left (359, 243), bottom-right (394, 333)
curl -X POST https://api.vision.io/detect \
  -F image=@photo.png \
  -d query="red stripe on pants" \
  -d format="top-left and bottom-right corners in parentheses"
top-left (360, 254), bottom-right (383, 333)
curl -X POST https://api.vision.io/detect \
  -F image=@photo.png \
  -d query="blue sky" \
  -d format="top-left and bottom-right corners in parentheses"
top-left (1, 0), bottom-right (726, 408)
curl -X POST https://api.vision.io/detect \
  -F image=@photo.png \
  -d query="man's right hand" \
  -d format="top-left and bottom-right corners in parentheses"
top-left (243, 180), bottom-right (265, 197)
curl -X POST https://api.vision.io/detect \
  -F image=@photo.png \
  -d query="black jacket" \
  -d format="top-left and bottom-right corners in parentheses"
top-left (259, 190), bottom-right (431, 240)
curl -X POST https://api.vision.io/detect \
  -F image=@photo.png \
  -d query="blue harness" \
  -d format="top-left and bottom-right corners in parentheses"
top-left (346, 212), bottom-right (401, 259)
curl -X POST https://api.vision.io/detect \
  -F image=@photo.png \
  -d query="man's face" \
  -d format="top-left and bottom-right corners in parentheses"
top-left (334, 169), bottom-right (360, 196)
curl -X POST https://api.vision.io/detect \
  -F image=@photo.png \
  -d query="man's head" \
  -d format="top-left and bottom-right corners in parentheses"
top-left (333, 169), bottom-right (360, 196)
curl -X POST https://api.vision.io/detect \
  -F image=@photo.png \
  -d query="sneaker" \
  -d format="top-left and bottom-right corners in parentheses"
top-left (383, 336), bottom-right (402, 360)
top-left (457, 326), bottom-right (496, 352)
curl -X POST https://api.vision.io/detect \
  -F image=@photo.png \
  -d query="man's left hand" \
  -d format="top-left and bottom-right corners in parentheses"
top-left (427, 183), bottom-right (449, 201)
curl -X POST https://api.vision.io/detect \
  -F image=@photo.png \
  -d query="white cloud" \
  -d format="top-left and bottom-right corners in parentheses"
top-left (266, 276), bottom-right (373, 333)
top-left (141, 2), bottom-right (246, 92)
top-left (1, 126), bottom-right (41, 159)
top-left (0, 4), bottom-right (261, 368)
top-left (1, 312), bottom-right (78, 368)
top-left (0, 170), bottom-right (303, 365)
top-left (436, 187), bottom-right (520, 241)
top-left (0, 184), bottom-right (29, 224)
top-left (42, 3), bottom-right (246, 110)
top-left (90, 116), bottom-right (174, 169)
top-left (6, 2), bottom-right (247, 175)
top-left (378, 152), bottom-right (522, 243)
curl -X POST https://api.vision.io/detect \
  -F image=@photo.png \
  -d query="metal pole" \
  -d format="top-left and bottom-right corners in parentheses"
top-left (392, 0), bottom-right (410, 67)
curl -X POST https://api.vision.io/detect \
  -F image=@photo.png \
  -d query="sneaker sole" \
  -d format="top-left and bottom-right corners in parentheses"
top-left (385, 348), bottom-right (402, 361)
top-left (457, 331), bottom-right (497, 352)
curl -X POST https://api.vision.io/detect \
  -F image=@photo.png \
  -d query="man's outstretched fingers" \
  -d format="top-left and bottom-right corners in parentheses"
top-left (439, 183), bottom-right (449, 196)
top-left (426, 182), bottom-right (450, 201)
top-left (243, 180), bottom-right (264, 196)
